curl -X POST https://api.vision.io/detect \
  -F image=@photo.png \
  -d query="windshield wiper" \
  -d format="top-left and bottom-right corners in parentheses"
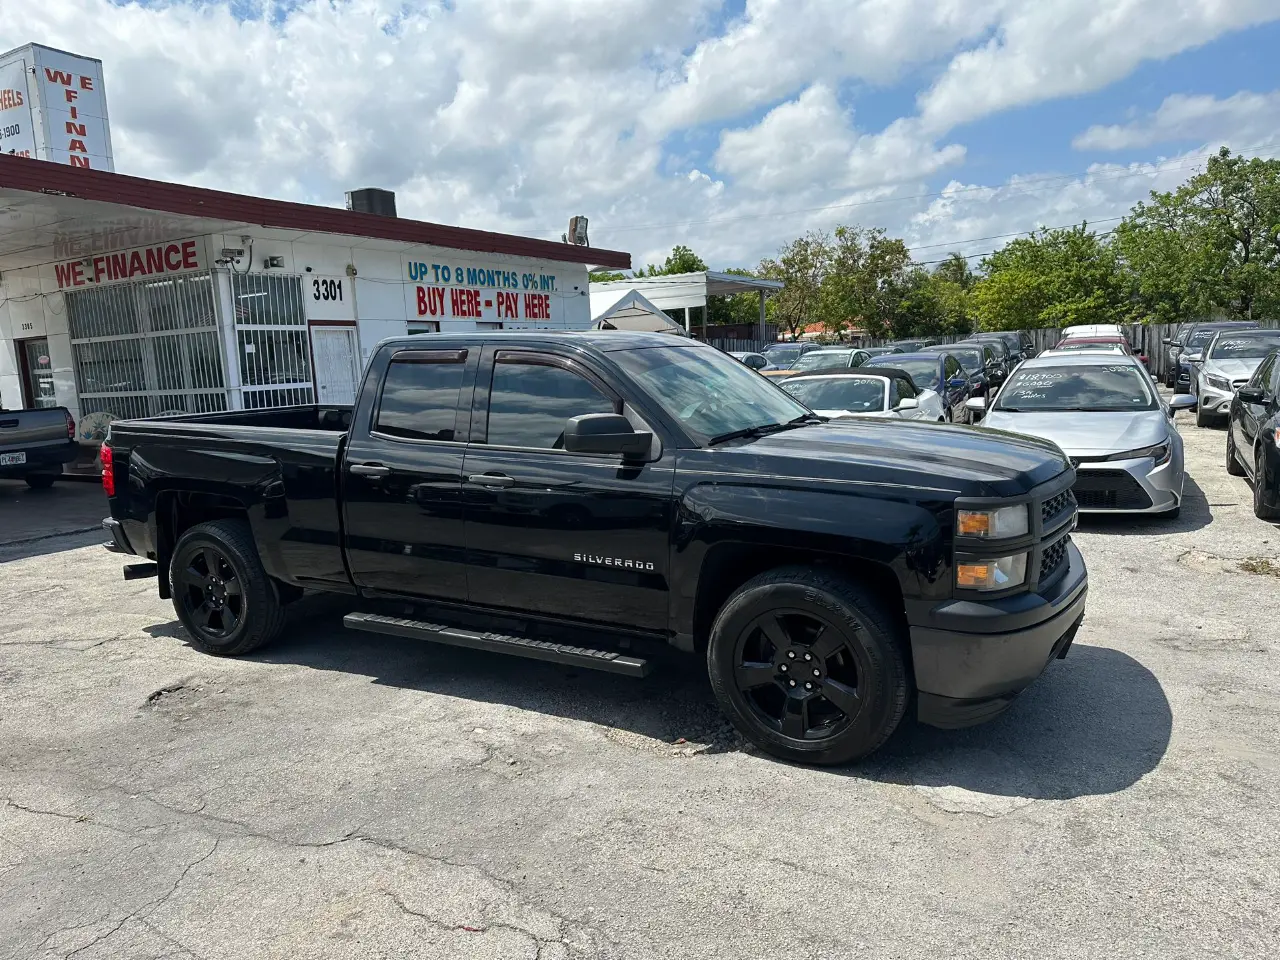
top-left (707, 423), bottom-right (784, 445)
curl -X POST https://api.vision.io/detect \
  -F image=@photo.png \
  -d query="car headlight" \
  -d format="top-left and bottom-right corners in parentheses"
top-left (956, 504), bottom-right (1029, 539)
top-left (1206, 375), bottom-right (1231, 392)
top-left (1106, 441), bottom-right (1171, 465)
top-left (956, 554), bottom-right (1028, 591)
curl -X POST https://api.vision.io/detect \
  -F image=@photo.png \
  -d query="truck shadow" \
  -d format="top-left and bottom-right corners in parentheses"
top-left (1075, 475), bottom-right (1211, 535)
top-left (145, 611), bottom-right (1170, 801)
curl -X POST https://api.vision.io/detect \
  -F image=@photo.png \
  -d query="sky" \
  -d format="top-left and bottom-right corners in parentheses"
top-left (4, 0), bottom-right (1280, 272)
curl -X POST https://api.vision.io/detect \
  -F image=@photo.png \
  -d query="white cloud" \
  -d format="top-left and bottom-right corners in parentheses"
top-left (713, 84), bottom-right (965, 193)
top-left (1073, 90), bottom-right (1280, 151)
top-left (917, 0), bottom-right (1280, 134)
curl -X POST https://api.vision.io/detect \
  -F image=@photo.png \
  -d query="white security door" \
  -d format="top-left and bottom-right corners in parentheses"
top-left (310, 326), bottom-right (360, 405)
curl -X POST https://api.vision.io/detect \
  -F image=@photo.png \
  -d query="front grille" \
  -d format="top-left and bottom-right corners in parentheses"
top-left (1069, 455), bottom-right (1108, 468)
top-left (1039, 535), bottom-right (1070, 584)
top-left (1073, 471), bottom-right (1153, 510)
top-left (1040, 489), bottom-right (1075, 529)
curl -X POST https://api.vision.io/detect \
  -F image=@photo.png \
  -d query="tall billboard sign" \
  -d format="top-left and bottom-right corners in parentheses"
top-left (0, 43), bottom-right (114, 171)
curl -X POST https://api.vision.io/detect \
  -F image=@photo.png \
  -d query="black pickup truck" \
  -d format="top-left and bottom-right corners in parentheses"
top-left (1, 405), bottom-right (77, 487)
top-left (102, 332), bottom-right (1087, 765)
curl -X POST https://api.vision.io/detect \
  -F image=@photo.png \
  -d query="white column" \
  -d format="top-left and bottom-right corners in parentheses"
top-left (213, 269), bottom-right (243, 410)
top-left (758, 290), bottom-right (767, 342)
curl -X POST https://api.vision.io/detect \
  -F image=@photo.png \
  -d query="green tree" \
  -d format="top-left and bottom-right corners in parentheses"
top-left (757, 231), bottom-right (833, 340)
top-left (972, 224), bottom-right (1132, 331)
top-left (821, 226), bottom-right (912, 339)
top-left (706, 266), bottom-right (764, 327)
top-left (589, 269), bottom-right (627, 282)
top-left (933, 252), bottom-right (977, 291)
top-left (635, 244), bottom-right (708, 277)
top-left (1116, 147), bottom-right (1280, 321)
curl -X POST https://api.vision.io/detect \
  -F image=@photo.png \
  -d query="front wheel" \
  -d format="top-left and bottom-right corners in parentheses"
top-left (1254, 447), bottom-right (1280, 521)
top-left (1195, 404), bottom-right (1215, 428)
top-left (1226, 427), bottom-right (1246, 477)
top-left (707, 567), bottom-right (909, 766)
top-left (169, 519), bottom-right (286, 656)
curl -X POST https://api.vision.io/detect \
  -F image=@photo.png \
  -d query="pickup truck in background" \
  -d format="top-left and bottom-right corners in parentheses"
top-left (101, 332), bottom-right (1087, 765)
top-left (0, 405), bottom-right (77, 488)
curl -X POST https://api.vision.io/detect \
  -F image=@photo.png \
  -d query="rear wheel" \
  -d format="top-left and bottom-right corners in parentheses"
top-left (1254, 447), bottom-right (1280, 521)
top-left (24, 473), bottom-right (57, 489)
top-left (169, 519), bottom-right (286, 656)
top-left (1226, 427), bottom-right (1246, 477)
top-left (707, 567), bottom-right (908, 766)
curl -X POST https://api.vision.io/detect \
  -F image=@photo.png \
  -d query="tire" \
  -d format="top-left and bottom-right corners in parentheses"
top-left (706, 566), bottom-right (909, 766)
top-left (1226, 428), bottom-right (1246, 477)
top-left (1195, 404), bottom-right (1214, 428)
top-left (24, 473), bottom-right (57, 489)
top-left (1254, 447), bottom-right (1280, 522)
top-left (169, 519), bottom-right (286, 656)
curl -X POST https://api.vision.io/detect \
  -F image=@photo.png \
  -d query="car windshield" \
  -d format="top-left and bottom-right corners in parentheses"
top-left (1053, 341), bottom-right (1125, 353)
top-left (939, 348), bottom-right (983, 371)
top-left (970, 339), bottom-right (1008, 357)
top-left (791, 351), bottom-right (851, 371)
top-left (1208, 335), bottom-right (1280, 359)
top-left (762, 345), bottom-right (802, 366)
top-left (873, 357), bottom-right (939, 389)
top-left (863, 347), bottom-right (899, 356)
top-left (612, 344), bottom-right (811, 443)
top-left (995, 363), bottom-right (1157, 412)
top-left (1189, 326), bottom-right (1254, 350)
top-left (783, 377), bottom-right (886, 413)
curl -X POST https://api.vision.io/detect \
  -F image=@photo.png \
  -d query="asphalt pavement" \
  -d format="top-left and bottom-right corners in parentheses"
top-left (1, 415), bottom-right (1278, 959)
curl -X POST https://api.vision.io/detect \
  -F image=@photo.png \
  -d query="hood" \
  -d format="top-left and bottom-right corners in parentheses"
top-left (1202, 358), bottom-right (1264, 382)
top-left (714, 417), bottom-right (1069, 498)
top-left (979, 409), bottom-right (1168, 455)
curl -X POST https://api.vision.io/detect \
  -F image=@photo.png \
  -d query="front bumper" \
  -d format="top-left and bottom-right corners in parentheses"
top-left (1197, 382), bottom-right (1234, 416)
top-left (1070, 454), bottom-right (1182, 514)
top-left (911, 541), bottom-right (1088, 728)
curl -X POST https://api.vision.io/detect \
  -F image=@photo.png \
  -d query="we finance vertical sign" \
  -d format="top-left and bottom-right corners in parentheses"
top-left (0, 43), bottom-right (114, 171)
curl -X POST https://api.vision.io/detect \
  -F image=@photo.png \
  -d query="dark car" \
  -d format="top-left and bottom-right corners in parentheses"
top-left (922, 343), bottom-right (1003, 399)
top-left (967, 331), bottom-right (1033, 363)
top-left (1226, 346), bottom-right (1280, 520)
top-left (887, 338), bottom-right (940, 352)
top-left (862, 346), bottom-right (904, 358)
top-left (101, 331), bottom-right (1087, 767)
top-left (1172, 321), bottom-right (1259, 393)
top-left (960, 337), bottom-right (1012, 388)
top-left (760, 341), bottom-right (821, 370)
top-left (867, 351), bottom-right (972, 423)
top-left (0, 405), bottom-right (78, 488)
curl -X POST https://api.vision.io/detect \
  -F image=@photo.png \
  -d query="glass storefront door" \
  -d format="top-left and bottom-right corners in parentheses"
top-left (18, 338), bottom-right (57, 408)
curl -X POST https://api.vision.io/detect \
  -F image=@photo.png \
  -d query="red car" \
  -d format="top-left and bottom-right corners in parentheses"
top-left (1051, 336), bottom-right (1148, 369)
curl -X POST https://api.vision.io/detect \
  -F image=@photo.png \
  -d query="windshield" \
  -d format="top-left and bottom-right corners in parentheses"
top-left (1189, 326), bottom-right (1254, 350)
top-left (995, 363), bottom-right (1157, 412)
top-left (874, 357), bottom-right (939, 389)
top-left (863, 347), bottom-right (899, 357)
top-left (1209, 335), bottom-right (1280, 360)
top-left (762, 345), bottom-right (802, 366)
top-left (791, 351), bottom-right (851, 371)
top-left (612, 344), bottom-right (811, 443)
top-left (783, 377), bottom-right (886, 413)
top-left (969, 339), bottom-right (1008, 357)
top-left (941, 348), bottom-right (983, 371)
top-left (1052, 341), bottom-right (1125, 353)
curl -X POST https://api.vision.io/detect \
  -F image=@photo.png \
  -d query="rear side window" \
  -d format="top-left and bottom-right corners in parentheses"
top-left (487, 360), bottom-right (615, 449)
top-left (375, 357), bottom-right (466, 441)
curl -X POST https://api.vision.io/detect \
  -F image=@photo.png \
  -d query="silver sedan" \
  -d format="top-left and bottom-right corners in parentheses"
top-left (966, 353), bottom-right (1196, 518)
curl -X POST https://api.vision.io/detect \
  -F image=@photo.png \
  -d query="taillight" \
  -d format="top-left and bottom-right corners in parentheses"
top-left (66, 410), bottom-right (75, 439)
top-left (100, 441), bottom-right (115, 497)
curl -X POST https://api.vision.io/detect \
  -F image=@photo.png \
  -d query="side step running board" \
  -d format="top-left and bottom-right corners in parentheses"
top-left (343, 612), bottom-right (652, 678)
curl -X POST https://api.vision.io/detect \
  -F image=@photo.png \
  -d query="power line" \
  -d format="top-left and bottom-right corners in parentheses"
top-left (914, 228), bottom-right (1119, 266)
top-left (598, 141), bottom-right (1280, 236)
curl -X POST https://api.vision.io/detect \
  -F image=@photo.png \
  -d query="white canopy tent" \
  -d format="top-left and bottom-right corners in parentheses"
top-left (590, 289), bottom-right (685, 334)
top-left (589, 270), bottom-right (784, 339)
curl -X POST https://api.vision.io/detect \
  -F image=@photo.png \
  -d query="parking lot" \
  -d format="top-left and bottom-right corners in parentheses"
top-left (2, 414), bottom-right (1278, 960)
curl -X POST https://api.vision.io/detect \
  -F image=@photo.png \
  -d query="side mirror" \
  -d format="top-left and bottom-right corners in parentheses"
top-left (1168, 394), bottom-right (1197, 411)
top-left (895, 397), bottom-right (919, 411)
top-left (965, 396), bottom-right (987, 413)
top-left (1162, 338), bottom-right (1172, 345)
top-left (1237, 386), bottom-right (1266, 404)
top-left (948, 376), bottom-right (967, 388)
top-left (563, 413), bottom-right (652, 458)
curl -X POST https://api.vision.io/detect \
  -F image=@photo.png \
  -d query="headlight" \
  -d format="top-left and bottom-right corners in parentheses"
top-left (1206, 375), bottom-right (1231, 392)
top-left (956, 504), bottom-right (1029, 539)
top-left (956, 554), bottom-right (1028, 591)
top-left (1106, 441), bottom-right (1171, 465)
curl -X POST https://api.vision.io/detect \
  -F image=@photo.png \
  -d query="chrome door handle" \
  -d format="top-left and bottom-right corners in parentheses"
top-left (350, 463), bottom-right (391, 478)
top-left (467, 473), bottom-right (515, 488)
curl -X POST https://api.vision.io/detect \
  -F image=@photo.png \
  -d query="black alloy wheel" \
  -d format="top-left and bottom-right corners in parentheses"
top-left (176, 544), bottom-right (244, 641)
top-left (733, 608), bottom-right (866, 742)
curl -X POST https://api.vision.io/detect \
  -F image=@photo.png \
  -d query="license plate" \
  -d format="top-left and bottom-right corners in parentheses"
top-left (0, 452), bottom-right (26, 466)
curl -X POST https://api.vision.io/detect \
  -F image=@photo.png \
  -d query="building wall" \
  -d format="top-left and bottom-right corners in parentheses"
top-left (0, 228), bottom-right (593, 424)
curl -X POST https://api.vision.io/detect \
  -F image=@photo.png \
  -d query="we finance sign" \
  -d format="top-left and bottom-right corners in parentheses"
top-left (53, 239), bottom-right (203, 289)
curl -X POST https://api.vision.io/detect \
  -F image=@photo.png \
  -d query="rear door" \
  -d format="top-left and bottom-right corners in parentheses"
top-left (461, 346), bottom-right (675, 631)
top-left (343, 344), bottom-right (476, 601)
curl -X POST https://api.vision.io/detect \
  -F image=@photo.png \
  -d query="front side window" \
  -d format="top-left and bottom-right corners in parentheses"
top-left (486, 360), bottom-right (615, 449)
top-left (944, 356), bottom-right (961, 380)
top-left (894, 376), bottom-right (918, 401)
top-left (1252, 353), bottom-right (1276, 389)
top-left (996, 363), bottom-right (1157, 412)
top-left (375, 358), bottom-right (466, 441)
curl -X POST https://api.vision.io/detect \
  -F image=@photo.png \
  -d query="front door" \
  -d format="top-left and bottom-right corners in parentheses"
top-left (343, 345), bottom-right (475, 602)
top-left (462, 346), bottom-right (674, 631)
top-left (311, 326), bottom-right (360, 405)
top-left (17, 339), bottom-right (56, 409)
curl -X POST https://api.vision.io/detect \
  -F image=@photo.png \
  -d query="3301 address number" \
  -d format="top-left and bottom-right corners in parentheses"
top-left (313, 278), bottom-right (343, 302)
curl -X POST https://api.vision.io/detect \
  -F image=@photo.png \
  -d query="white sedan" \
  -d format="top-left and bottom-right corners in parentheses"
top-left (781, 370), bottom-right (946, 421)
